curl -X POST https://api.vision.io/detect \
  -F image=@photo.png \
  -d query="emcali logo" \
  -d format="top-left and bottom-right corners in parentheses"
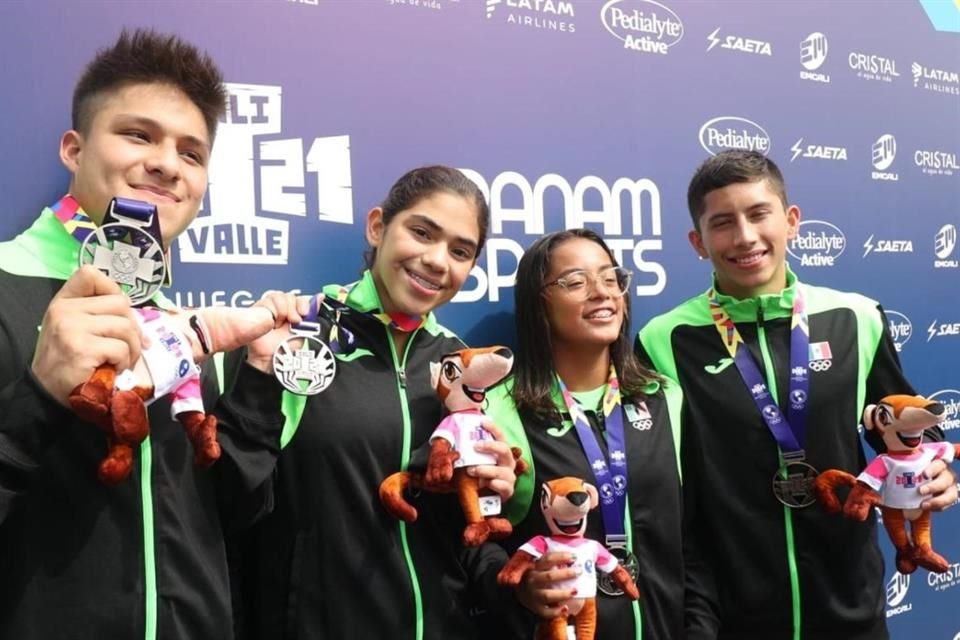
top-left (600, 0), bottom-right (684, 56)
top-left (787, 220), bottom-right (846, 267)
top-left (871, 134), bottom-right (899, 181)
top-left (790, 137), bottom-right (846, 162)
top-left (699, 116), bottom-right (770, 156)
top-left (862, 234), bottom-right (912, 258)
top-left (885, 310), bottom-right (912, 352)
top-left (934, 224), bottom-right (959, 269)
top-left (799, 32), bottom-right (830, 83)
top-left (885, 572), bottom-right (911, 617)
top-left (181, 82), bottom-right (353, 265)
top-left (706, 28), bottom-right (771, 55)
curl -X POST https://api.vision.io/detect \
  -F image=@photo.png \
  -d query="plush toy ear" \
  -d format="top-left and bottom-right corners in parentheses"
top-left (862, 403), bottom-right (883, 430)
top-left (539, 482), bottom-right (553, 514)
top-left (583, 481), bottom-right (599, 510)
top-left (430, 361), bottom-right (441, 391)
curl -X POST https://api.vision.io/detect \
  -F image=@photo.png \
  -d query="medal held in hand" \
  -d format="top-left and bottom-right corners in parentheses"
top-left (78, 197), bottom-right (167, 306)
top-left (272, 318), bottom-right (337, 396)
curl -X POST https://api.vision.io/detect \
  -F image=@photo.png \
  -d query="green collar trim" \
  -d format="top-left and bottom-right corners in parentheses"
top-left (708, 265), bottom-right (799, 322)
top-left (321, 270), bottom-right (442, 335)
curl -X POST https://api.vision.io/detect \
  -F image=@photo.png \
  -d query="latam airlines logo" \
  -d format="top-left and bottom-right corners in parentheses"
top-left (181, 83), bottom-right (353, 266)
top-left (799, 32), bottom-right (830, 83)
top-left (706, 27), bottom-right (771, 56)
top-left (934, 224), bottom-right (959, 269)
top-left (912, 62), bottom-right (960, 96)
top-left (862, 234), bottom-right (913, 258)
top-left (787, 220), bottom-right (846, 267)
top-left (927, 389), bottom-right (960, 432)
top-left (790, 138), bottom-right (847, 162)
top-left (486, 0), bottom-right (576, 34)
top-left (915, 149), bottom-right (959, 177)
top-left (927, 319), bottom-right (960, 342)
top-left (886, 572), bottom-right (912, 618)
top-left (698, 116), bottom-right (770, 156)
top-left (849, 51), bottom-right (900, 83)
top-left (600, 0), bottom-right (684, 56)
top-left (871, 134), bottom-right (899, 182)
top-left (885, 310), bottom-right (912, 352)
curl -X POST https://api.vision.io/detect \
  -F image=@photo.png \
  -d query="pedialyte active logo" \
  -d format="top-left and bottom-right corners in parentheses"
top-left (934, 223), bottom-right (959, 269)
top-left (861, 233), bottom-right (912, 258)
top-left (849, 51), bottom-right (900, 83)
top-left (885, 310), bottom-right (912, 352)
top-left (706, 27), bottom-right (771, 56)
top-left (885, 572), bottom-right (911, 618)
top-left (928, 389), bottom-right (960, 432)
top-left (698, 116), bottom-right (770, 156)
top-left (871, 134), bottom-right (899, 181)
top-left (787, 220), bottom-right (846, 267)
top-left (600, 0), bottom-right (683, 55)
top-left (911, 61), bottom-right (960, 96)
top-left (799, 32), bottom-right (830, 83)
top-left (790, 137), bottom-right (847, 162)
top-left (914, 148), bottom-right (958, 177)
top-left (485, 0), bottom-right (576, 34)
top-left (456, 168), bottom-right (667, 302)
top-left (181, 83), bottom-right (353, 266)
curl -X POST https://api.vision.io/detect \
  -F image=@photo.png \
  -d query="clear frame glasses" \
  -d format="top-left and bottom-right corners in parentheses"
top-left (543, 266), bottom-right (633, 301)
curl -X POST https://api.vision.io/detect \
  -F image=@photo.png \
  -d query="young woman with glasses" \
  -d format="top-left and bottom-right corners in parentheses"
top-left (485, 228), bottom-right (692, 640)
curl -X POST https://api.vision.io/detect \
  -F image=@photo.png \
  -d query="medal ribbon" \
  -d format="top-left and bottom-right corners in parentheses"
top-left (707, 286), bottom-right (810, 457)
top-left (557, 365), bottom-right (629, 547)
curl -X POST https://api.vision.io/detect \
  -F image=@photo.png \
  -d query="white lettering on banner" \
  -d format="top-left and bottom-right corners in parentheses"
top-left (911, 62), bottom-right (960, 95)
top-left (914, 150), bottom-right (959, 176)
top-left (862, 234), bottom-right (913, 258)
top-left (457, 169), bottom-right (666, 302)
top-left (787, 220), bottom-right (846, 268)
top-left (699, 117), bottom-right (770, 156)
top-left (934, 224), bottom-right (959, 269)
top-left (173, 288), bottom-right (302, 309)
top-left (927, 321), bottom-right (960, 342)
top-left (849, 52), bottom-right (900, 83)
top-left (928, 563), bottom-right (960, 591)
top-left (928, 390), bottom-right (960, 431)
top-left (790, 138), bottom-right (847, 162)
top-left (180, 83), bottom-right (353, 266)
top-left (885, 572), bottom-right (911, 618)
top-left (706, 28), bottom-right (772, 55)
top-left (886, 310), bottom-right (912, 352)
top-left (600, 0), bottom-right (684, 55)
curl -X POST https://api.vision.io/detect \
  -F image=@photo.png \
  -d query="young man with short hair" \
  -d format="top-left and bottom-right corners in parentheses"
top-left (637, 150), bottom-right (957, 639)
top-left (0, 29), bottom-right (290, 639)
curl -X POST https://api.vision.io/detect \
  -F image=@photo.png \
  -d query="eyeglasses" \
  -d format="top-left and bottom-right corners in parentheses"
top-left (543, 266), bottom-right (633, 301)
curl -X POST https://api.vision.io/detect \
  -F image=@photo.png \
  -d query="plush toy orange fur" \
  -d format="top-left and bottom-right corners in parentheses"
top-left (379, 346), bottom-right (526, 546)
top-left (68, 305), bottom-right (275, 485)
top-left (815, 394), bottom-right (959, 574)
top-left (498, 477), bottom-right (640, 640)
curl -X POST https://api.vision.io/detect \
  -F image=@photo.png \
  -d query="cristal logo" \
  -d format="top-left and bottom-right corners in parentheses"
top-left (181, 83), bottom-right (353, 266)
top-left (457, 169), bottom-right (667, 302)
top-left (787, 220), bottom-right (846, 267)
top-left (600, 0), bottom-right (684, 56)
top-left (885, 311), bottom-right (912, 352)
top-left (935, 224), bottom-right (958, 269)
top-left (800, 32), bottom-right (828, 70)
top-left (849, 52), bottom-right (900, 79)
top-left (885, 572), bottom-right (911, 618)
top-left (914, 150), bottom-right (959, 176)
top-left (698, 116), bottom-right (770, 156)
top-left (928, 389), bottom-right (960, 431)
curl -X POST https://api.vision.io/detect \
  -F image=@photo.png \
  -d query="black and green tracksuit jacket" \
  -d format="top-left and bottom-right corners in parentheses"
top-left (231, 271), bottom-right (512, 640)
top-left (636, 269), bottom-right (940, 640)
top-left (485, 376), bottom-right (686, 640)
top-left (0, 208), bottom-right (284, 640)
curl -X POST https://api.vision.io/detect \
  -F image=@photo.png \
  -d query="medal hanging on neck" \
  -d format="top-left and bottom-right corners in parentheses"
top-left (708, 286), bottom-right (817, 508)
top-left (557, 367), bottom-right (640, 596)
top-left (72, 196), bottom-right (168, 306)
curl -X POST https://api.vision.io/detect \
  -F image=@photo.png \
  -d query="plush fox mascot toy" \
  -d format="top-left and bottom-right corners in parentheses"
top-left (68, 305), bottom-right (277, 485)
top-left (498, 477), bottom-right (640, 640)
top-left (815, 394), bottom-right (959, 574)
top-left (379, 346), bottom-right (524, 546)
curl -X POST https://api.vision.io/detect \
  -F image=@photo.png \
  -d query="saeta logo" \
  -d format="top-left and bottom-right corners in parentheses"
top-left (885, 310), bottom-right (912, 352)
top-left (698, 116), bottom-right (770, 156)
top-left (790, 138), bottom-right (847, 162)
top-left (927, 389), bottom-right (960, 431)
top-left (927, 320), bottom-right (960, 342)
top-left (787, 220), bottom-right (846, 267)
top-left (600, 0), bottom-right (684, 56)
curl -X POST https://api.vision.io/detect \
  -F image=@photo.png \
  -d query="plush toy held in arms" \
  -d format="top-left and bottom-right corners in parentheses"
top-left (69, 304), bottom-right (277, 485)
top-left (497, 476), bottom-right (641, 640)
top-left (379, 345), bottom-right (526, 546)
top-left (814, 394), bottom-right (959, 574)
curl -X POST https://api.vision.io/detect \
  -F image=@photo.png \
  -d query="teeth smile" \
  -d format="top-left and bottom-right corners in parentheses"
top-left (408, 270), bottom-right (441, 291)
top-left (587, 309), bottom-right (614, 319)
top-left (733, 252), bottom-right (765, 265)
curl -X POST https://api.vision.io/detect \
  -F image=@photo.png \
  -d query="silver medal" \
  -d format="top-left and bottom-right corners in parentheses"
top-left (597, 546), bottom-right (639, 597)
top-left (272, 321), bottom-right (336, 395)
top-left (79, 222), bottom-right (166, 306)
top-left (772, 459), bottom-right (819, 508)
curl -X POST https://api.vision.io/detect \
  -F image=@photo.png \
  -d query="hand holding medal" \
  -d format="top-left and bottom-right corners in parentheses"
top-left (255, 293), bottom-right (338, 395)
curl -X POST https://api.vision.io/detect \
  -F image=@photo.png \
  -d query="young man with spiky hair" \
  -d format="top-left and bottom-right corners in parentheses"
top-left (637, 150), bottom-right (957, 640)
top-left (0, 29), bottom-right (290, 639)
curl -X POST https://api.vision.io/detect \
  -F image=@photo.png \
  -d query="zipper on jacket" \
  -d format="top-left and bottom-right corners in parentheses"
top-left (756, 310), bottom-right (803, 640)
top-left (387, 329), bottom-right (424, 640)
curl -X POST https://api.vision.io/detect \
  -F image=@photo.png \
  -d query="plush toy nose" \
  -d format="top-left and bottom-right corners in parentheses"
top-left (566, 491), bottom-right (588, 507)
top-left (926, 402), bottom-right (945, 417)
top-left (495, 347), bottom-right (513, 360)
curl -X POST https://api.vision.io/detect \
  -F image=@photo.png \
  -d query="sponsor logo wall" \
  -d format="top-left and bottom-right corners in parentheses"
top-left (0, 1), bottom-right (957, 636)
